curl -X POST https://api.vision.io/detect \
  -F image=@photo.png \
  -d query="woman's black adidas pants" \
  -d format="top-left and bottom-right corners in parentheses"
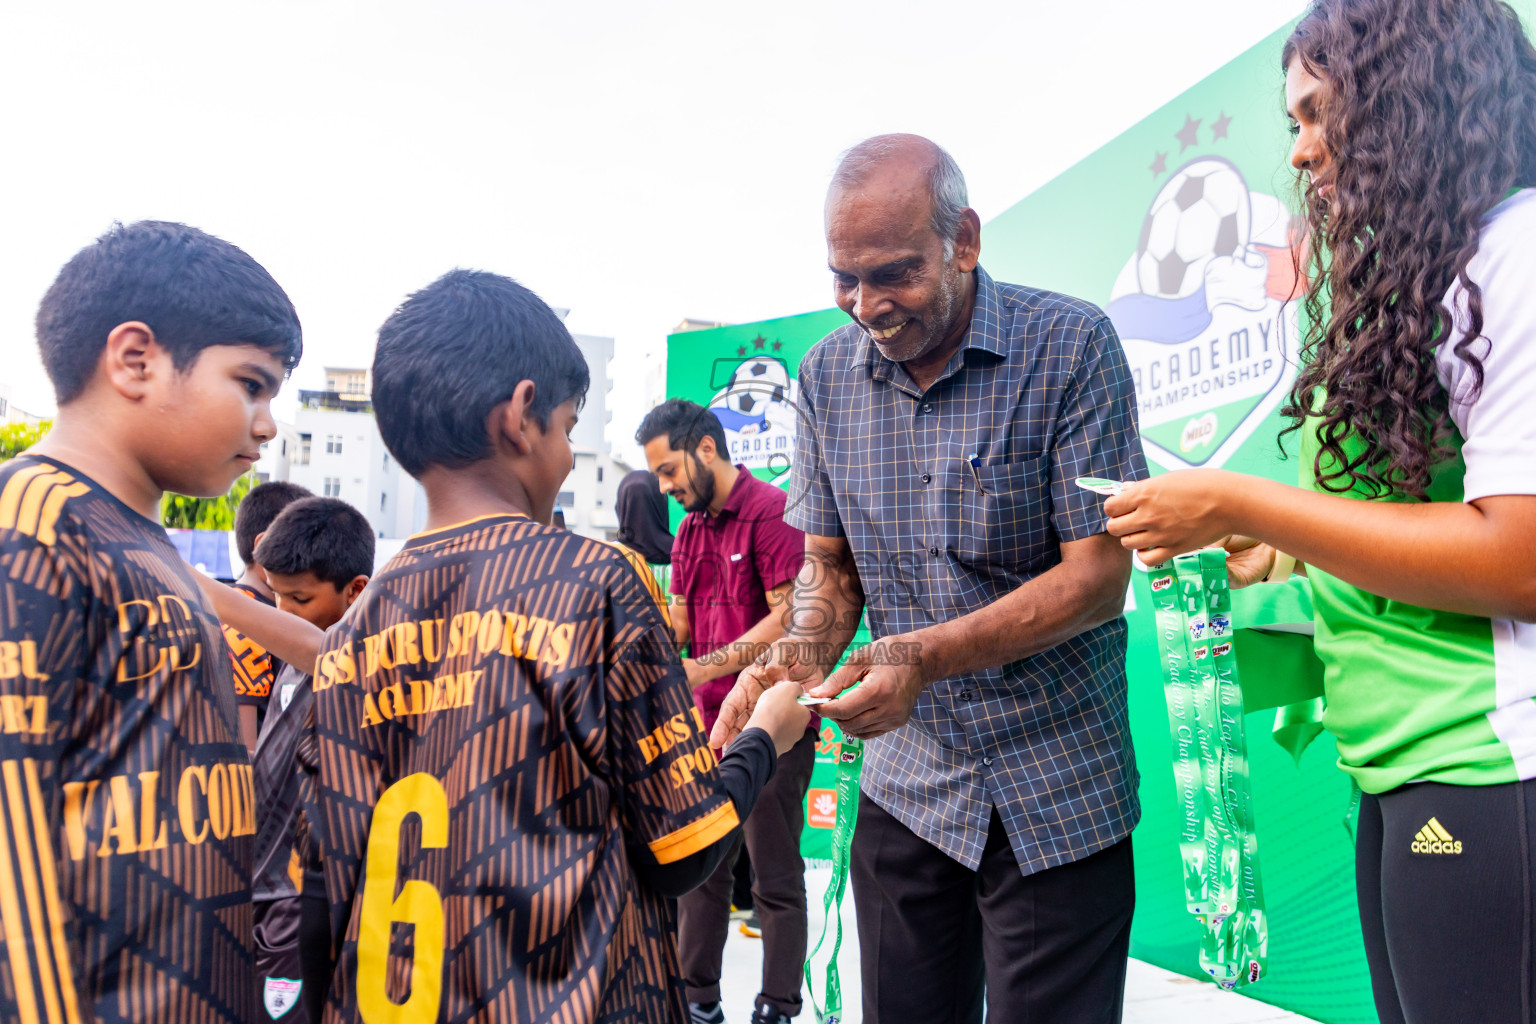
top-left (1357, 777), bottom-right (1536, 1022)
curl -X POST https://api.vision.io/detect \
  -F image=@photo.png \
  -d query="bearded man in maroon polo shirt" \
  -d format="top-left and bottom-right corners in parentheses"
top-left (638, 399), bottom-right (815, 1024)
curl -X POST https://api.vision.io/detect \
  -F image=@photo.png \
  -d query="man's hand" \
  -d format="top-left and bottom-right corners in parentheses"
top-left (709, 638), bottom-right (825, 749)
top-left (807, 636), bottom-right (924, 740)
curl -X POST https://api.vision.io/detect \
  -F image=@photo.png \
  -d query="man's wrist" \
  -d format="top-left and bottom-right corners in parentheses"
top-left (896, 628), bottom-right (942, 688)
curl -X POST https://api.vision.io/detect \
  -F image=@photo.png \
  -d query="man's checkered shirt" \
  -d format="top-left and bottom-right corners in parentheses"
top-left (786, 266), bottom-right (1148, 876)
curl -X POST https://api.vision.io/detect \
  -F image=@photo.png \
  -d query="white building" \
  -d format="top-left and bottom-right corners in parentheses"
top-left (254, 423), bottom-right (299, 486)
top-left (257, 340), bottom-right (629, 543)
top-left (567, 332), bottom-right (629, 541)
top-left (254, 366), bottom-right (426, 539)
top-left (0, 384), bottom-right (47, 428)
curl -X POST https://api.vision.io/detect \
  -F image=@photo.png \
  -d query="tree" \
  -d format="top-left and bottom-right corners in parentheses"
top-left (161, 472), bottom-right (257, 529)
top-left (0, 420), bottom-right (51, 461)
top-left (1, 419), bottom-right (255, 529)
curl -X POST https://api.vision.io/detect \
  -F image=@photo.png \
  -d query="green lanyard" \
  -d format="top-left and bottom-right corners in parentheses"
top-left (803, 734), bottom-right (862, 1024)
top-left (1148, 549), bottom-right (1269, 988)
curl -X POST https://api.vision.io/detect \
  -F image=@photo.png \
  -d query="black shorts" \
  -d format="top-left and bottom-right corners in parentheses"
top-left (254, 895), bottom-right (332, 1023)
top-left (1357, 776), bottom-right (1536, 1023)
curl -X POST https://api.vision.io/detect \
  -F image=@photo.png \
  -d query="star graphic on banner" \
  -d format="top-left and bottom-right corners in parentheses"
top-left (1175, 114), bottom-right (1202, 152)
top-left (1149, 151), bottom-right (1168, 177)
top-left (772, 340), bottom-right (782, 351)
top-left (1212, 111), bottom-right (1232, 141)
top-left (752, 334), bottom-right (767, 350)
top-left (737, 345), bottom-right (747, 356)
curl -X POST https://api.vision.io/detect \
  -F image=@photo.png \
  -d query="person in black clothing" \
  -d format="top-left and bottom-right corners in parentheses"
top-left (616, 468), bottom-right (674, 564)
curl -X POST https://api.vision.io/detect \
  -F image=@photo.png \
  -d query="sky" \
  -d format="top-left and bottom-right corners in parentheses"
top-left (2, 0), bottom-right (1303, 465)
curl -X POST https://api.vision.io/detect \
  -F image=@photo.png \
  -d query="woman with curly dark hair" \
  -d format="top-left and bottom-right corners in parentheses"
top-left (1103, 0), bottom-right (1536, 1018)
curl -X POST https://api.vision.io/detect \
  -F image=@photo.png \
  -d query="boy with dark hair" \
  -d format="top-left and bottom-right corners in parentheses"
top-left (0, 219), bottom-right (302, 1024)
top-left (313, 268), bottom-right (809, 1024)
top-left (225, 480), bottom-right (312, 751)
top-left (248, 497), bottom-right (372, 1024)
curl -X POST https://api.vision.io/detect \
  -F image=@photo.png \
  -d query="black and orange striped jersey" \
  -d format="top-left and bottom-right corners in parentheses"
top-left (314, 513), bottom-right (741, 1024)
top-left (0, 455), bottom-right (254, 1024)
top-left (607, 542), bottom-right (673, 632)
top-left (224, 586), bottom-right (280, 719)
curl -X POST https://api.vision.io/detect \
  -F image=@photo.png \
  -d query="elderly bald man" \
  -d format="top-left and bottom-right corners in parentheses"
top-left (714, 134), bottom-right (1147, 1024)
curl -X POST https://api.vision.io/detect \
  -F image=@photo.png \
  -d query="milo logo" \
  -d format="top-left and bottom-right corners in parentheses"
top-left (1213, 642), bottom-right (1232, 657)
top-left (1151, 576), bottom-right (1174, 592)
top-left (1193, 645), bottom-right (1210, 660)
top-left (840, 750), bottom-right (859, 764)
top-left (1248, 960), bottom-right (1262, 984)
top-left (1180, 412), bottom-right (1218, 453)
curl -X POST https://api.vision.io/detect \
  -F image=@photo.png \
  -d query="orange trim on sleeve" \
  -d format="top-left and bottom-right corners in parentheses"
top-left (647, 801), bottom-right (740, 865)
top-left (609, 543), bottom-right (673, 631)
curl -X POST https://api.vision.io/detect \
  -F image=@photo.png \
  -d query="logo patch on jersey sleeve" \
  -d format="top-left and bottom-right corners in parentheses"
top-left (264, 977), bottom-right (302, 1019)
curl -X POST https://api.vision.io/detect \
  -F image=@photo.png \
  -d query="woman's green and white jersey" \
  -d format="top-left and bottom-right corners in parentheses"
top-left (1306, 188), bottom-right (1536, 795)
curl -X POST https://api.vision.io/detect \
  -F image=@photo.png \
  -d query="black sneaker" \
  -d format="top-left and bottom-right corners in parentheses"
top-left (690, 1001), bottom-right (726, 1024)
top-left (748, 1001), bottom-right (793, 1024)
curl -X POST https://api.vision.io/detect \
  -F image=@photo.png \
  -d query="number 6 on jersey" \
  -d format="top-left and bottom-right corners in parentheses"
top-left (357, 773), bottom-right (449, 1024)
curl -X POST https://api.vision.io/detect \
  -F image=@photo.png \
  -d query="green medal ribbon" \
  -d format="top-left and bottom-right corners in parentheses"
top-left (803, 733), bottom-right (862, 1024)
top-left (1147, 549), bottom-right (1269, 989)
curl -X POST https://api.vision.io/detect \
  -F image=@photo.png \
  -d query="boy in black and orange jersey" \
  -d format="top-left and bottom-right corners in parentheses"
top-left (225, 480), bottom-right (312, 752)
top-left (309, 270), bottom-right (809, 1024)
top-left (0, 220), bottom-right (301, 1024)
top-left (248, 497), bottom-right (371, 1024)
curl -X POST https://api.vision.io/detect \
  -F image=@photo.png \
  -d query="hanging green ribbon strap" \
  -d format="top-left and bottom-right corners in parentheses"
top-left (1146, 550), bottom-right (1270, 989)
top-left (803, 734), bottom-right (862, 1024)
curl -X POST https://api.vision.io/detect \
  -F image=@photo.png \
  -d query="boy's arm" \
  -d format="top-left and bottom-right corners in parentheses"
top-left (601, 566), bottom-right (807, 898)
top-left (602, 566), bottom-right (748, 897)
top-left (631, 728), bottom-right (776, 896)
top-left (0, 530), bottom-right (90, 1018)
top-left (628, 687), bottom-right (809, 896)
top-left (197, 574), bottom-right (324, 676)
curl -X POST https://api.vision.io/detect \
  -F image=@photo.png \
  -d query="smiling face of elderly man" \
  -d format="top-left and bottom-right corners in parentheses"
top-left (824, 134), bottom-right (982, 380)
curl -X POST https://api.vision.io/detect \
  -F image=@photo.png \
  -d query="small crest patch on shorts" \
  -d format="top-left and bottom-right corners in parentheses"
top-left (264, 977), bottom-right (302, 1019)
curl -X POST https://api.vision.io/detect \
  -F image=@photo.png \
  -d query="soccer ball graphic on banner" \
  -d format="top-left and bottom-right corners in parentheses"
top-left (722, 358), bottom-right (790, 427)
top-left (1135, 158), bottom-right (1253, 300)
top-left (1106, 151), bottom-right (1302, 472)
top-left (709, 355), bottom-right (798, 475)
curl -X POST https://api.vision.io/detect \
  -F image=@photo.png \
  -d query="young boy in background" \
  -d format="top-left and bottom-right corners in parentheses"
top-left (0, 220), bottom-right (301, 1024)
top-left (225, 480), bottom-right (312, 751)
top-left (248, 497), bottom-right (372, 1024)
top-left (313, 268), bottom-right (810, 1024)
